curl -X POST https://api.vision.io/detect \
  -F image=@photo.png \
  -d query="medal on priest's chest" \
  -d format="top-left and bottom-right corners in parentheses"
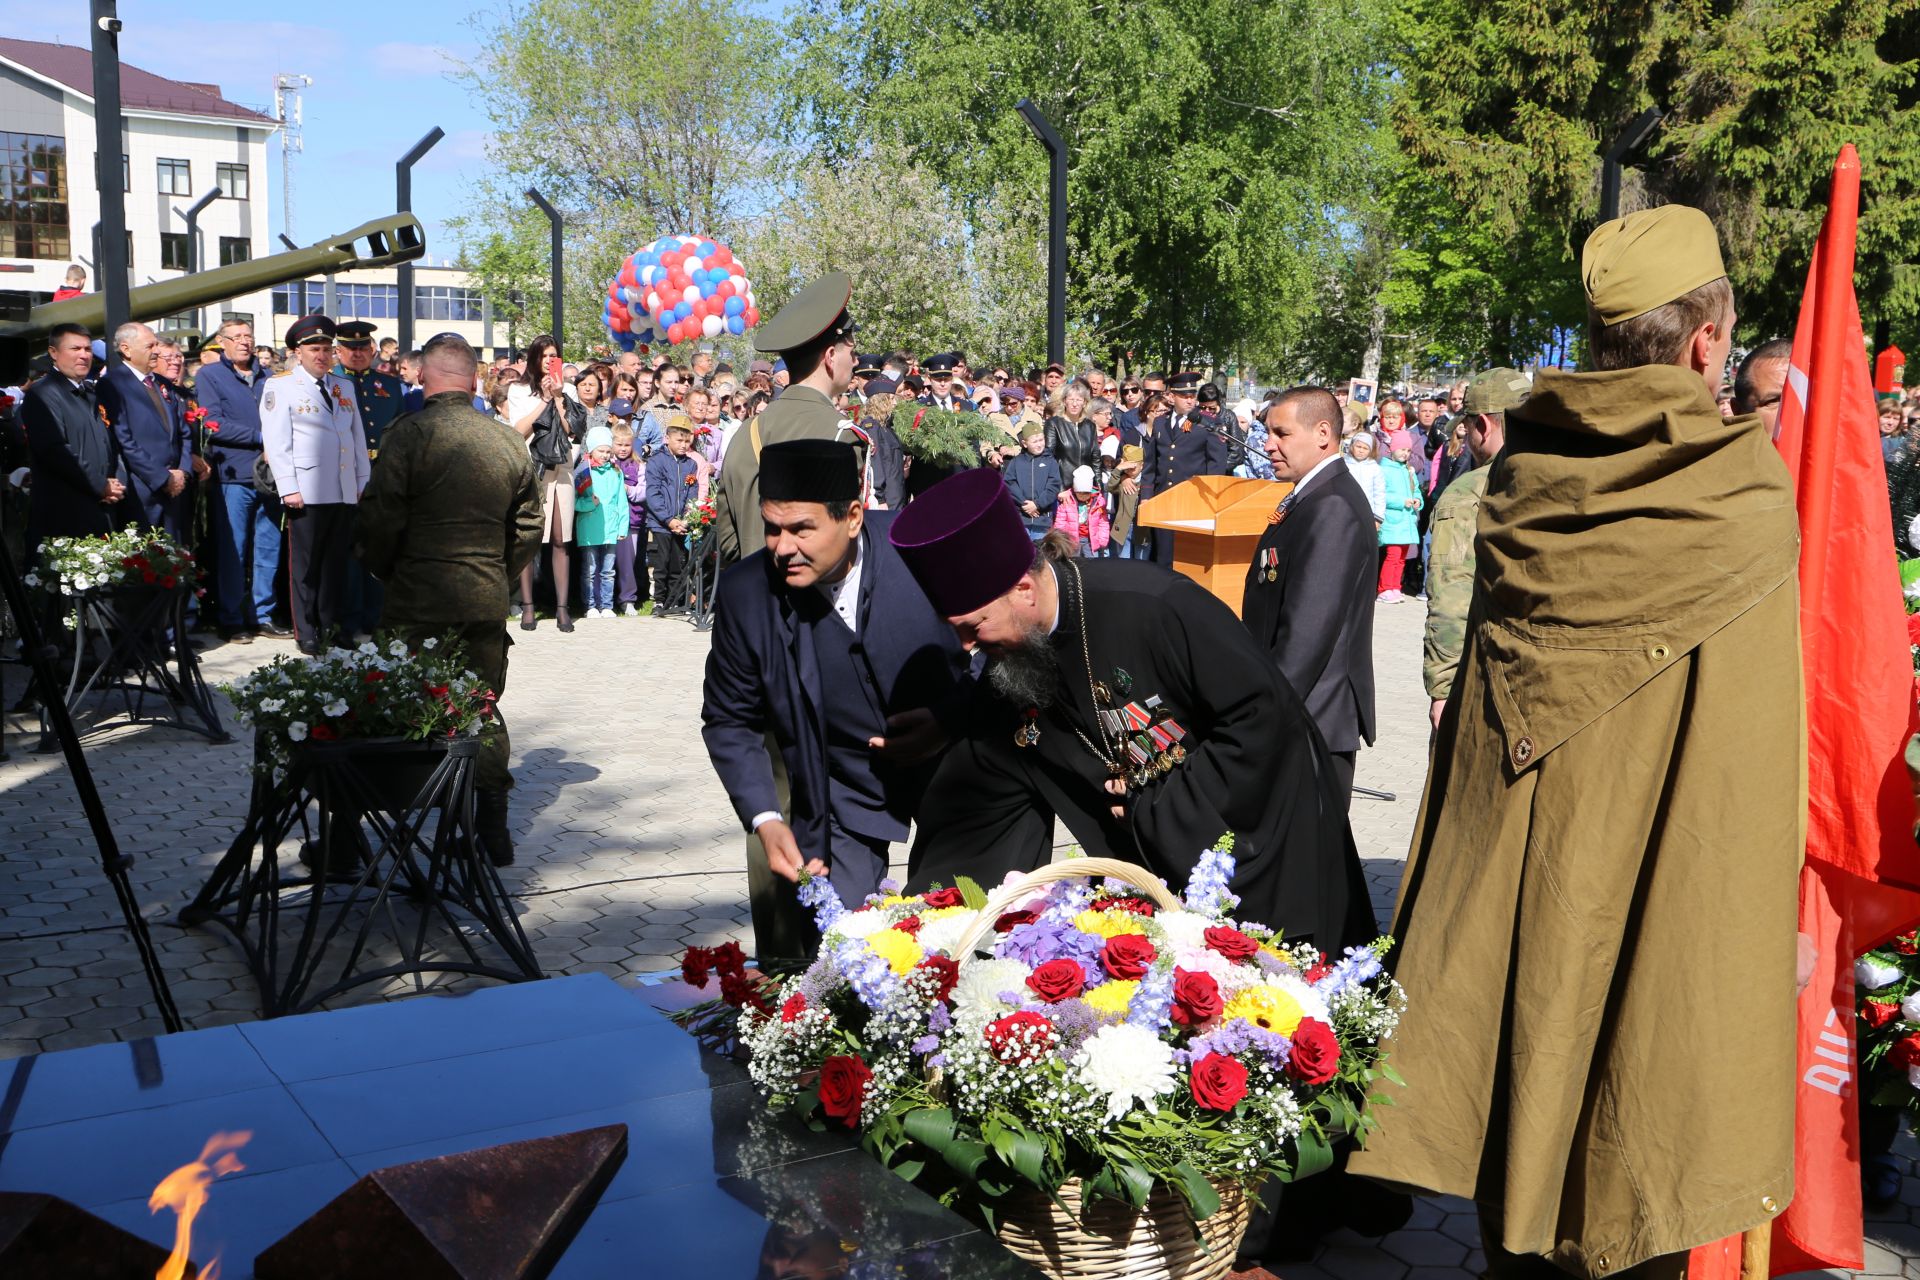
top-left (1014, 707), bottom-right (1041, 748)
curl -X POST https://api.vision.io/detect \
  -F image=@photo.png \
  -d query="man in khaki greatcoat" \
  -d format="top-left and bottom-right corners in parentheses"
top-left (1350, 207), bottom-right (1806, 1278)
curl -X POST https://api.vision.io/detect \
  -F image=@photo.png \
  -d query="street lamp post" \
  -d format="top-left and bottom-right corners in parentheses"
top-left (395, 127), bottom-right (444, 353)
top-left (1016, 99), bottom-right (1068, 369)
top-left (90, 0), bottom-right (129, 340)
top-left (175, 185), bottom-right (221, 336)
top-left (526, 187), bottom-right (563, 343)
top-left (1599, 107), bottom-right (1663, 223)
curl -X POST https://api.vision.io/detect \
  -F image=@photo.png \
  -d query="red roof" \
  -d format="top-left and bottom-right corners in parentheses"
top-left (0, 37), bottom-right (276, 125)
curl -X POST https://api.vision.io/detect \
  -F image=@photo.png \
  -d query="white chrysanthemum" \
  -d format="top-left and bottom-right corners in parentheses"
top-left (1157, 912), bottom-right (1211, 955)
top-left (1259, 971), bottom-right (1331, 1024)
top-left (917, 910), bottom-right (978, 958)
top-left (951, 958), bottom-right (1033, 1024)
top-left (1073, 1023), bottom-right (1178, 1121)
top-left (288, 721), bottom-right (309, 741)
top-left (1858, 958), bottom-right (1903, 991)
top-left (321, 699), bottom-right (349, 718)
top-left (827, 910), bottom-right (894, 942)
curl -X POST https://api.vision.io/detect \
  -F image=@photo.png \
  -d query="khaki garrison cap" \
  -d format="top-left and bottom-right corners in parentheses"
top-left (1462, 367), bottom-right (1531, 414)
top-left (753, 271), bottom-right (857, 355)
top-left (1581, 206), bottom-right (1727, 327)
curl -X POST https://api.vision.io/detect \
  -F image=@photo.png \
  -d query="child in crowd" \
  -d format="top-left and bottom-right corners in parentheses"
top-left (51, 263), bottom-right (86, 302)
top-left (1377, 443), bottom-right (1422, 603)
top-left (1003, 425), bottom-right (1062, 540)
top-left (1052, 464), bottom-right (1110, 557)
top-left (574, 425), bottom-right (629, 618)
top-left (610, 422), bottom-right (647, 617)
top-left (1099, 431), bottom-right (1144, 559)
top-left (1344, 431), bottom-right (1386, 528)
top-left (644, 418), bottom-right (701, 617)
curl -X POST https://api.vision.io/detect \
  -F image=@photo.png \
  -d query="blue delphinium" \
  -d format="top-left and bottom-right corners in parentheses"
top-left (1126, 962), bottom-right (1176, 1033)
top-left (1318, 945), bottom-right (1385, 998)
top-left (837, 937), bottom-right (900, 1011)
top-left (1183, 846), bottom-right (1241, 918)
top-left (797, 873), bottom-right (845, 934)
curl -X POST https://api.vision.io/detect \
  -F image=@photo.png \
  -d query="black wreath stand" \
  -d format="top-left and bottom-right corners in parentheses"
top-left (36, 578), bottom-right (228, 750)
top-left (178, 733), bottom-right (543, 1017)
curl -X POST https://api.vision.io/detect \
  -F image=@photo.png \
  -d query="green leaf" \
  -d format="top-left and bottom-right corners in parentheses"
top-left (1114, 1159), bottom-right (1154, 1210)
top-left (1291, 1126), bottom-right (1334, 1181)
top-left (893, 1157), bottom-right (927, 1183)
top-left (955, 875), bottom-right (989, 912)
top-left (1171, 1161), bottom-right (1221, 1220)
top-left (942, 1139), bottom-right (991, 1181)
top-left (902, 1106), bottom-right (958, 1151)
top-left (1006, 1129), bottom-right (1050, 1187)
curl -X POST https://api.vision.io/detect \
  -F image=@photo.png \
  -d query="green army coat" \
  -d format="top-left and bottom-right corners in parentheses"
top-left (1350, 365), bottom-right (1805, 1276)
top-left (352, 391), bottom-right (544, 621)
top-left (1421, 463), bottom-right (1490, 700)
top-left (710, 386), bottom-right (863, 563)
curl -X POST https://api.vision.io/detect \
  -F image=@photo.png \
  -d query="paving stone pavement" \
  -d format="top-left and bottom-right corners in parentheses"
top-left (1, 593), bottom-right (1912, 1277)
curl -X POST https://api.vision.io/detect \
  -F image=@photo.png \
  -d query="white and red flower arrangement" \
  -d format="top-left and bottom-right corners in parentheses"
top-left (28, 529), bottom-right (198, 596)
top-left (690, 841), bottom-right (1403, 1227)
top-left (1856, 930), bottom-right (1920, 1111)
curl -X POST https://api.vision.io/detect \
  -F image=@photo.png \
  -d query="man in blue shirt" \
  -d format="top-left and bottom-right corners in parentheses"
top-left (194, 318), bottom-right (288, 642)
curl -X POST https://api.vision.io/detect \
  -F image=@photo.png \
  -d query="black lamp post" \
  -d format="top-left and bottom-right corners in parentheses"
top-left (1016, 99), bottom-right (1068, 369)
top-left (90, 0), bottom-right (128, 339)
top-left (1599, 107), bottom-right (1664, 223)
top-left (526, 187), bottom-right (563, 342)
top-left (395, 127), bottom-right (444, 352)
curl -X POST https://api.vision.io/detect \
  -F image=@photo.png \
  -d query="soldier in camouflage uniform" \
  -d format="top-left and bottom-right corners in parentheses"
top-left (353, 333), bottom-right (544, 865)
top-left (1422, 367), bottom-right (1531, 730)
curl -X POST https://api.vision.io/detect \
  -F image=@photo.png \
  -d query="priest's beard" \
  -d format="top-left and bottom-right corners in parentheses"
top-left (986, 622), bottom-right (1060, 710)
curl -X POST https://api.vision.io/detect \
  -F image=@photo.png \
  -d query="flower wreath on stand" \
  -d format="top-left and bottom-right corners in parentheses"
top-left (673, 839), bottom-right (1404, 1274)
top-left (27, 529), bottom-right (200, 599)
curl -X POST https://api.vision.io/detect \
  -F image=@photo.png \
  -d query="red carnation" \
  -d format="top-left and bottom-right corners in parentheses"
top-left (1099, 895), bottom-right (1157, 917)
top-left (1204, 926), bottom-right (1261, 962)
top-left (1101, 933), bottom-right (1156, 981)
top-left (780, 992), bottom-right (808, 1023)
top-left (363, 670), bottom-right (386, 682)
top-left (917, 954), bottom-right (959, 1001)
top-left (309, 724), bottom-right (337, 741)
top-left (712, 940), bottom-right (747, 977)
top-left (1026, 958), bottom-right (1085, 1003)
top-left (921, 886), bottom-right (964, 909)
top-left (1303, 962), bottom-right (1333, 984)
top-left (1287, 1018), bottom-right (1341, 1084)
top-left (680, 945), bottom-right (715, 989)
top-left (1189, 1052), bottom-right (1249, 1111)
top-left (983, 1011), bottom-right (1058, 1064)
top-left (1892, 1032), bottom-right (1920, 1069)
top-left (720, 969), bottom-right (770, 1013)
top-left (160, 575), bottom-right (176, 589)
top-left (142, 570), bottom-right (157, 584)
top-left (1863, 1000), bottom-right (1901, 1029)
top-left (819, 1054), bottom-right (872, 1128)
top-left (1170, 968), bottom-right (1222, 1027)
top-left (1896, 935), bottom-right (1919, 956)
top-left (993, 908), bottom-right (1040, 933)
top-left (892, 915), bottom-right (924, 936)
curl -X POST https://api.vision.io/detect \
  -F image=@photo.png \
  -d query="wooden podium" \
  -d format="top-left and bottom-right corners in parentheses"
top-left (1136, 476), bottom-right (1291, 618)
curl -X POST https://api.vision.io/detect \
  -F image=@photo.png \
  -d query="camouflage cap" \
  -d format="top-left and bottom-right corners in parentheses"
top-left (1462, 367), bottom-right (1531, 415)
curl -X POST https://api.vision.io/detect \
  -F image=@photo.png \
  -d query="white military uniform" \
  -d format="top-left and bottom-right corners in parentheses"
top-left (261, 365), bottom-right (369, 503)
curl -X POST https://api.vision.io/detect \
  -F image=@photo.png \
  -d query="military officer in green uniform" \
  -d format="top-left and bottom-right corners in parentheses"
top-left (353, 332), bottom-right (544, 866)
top-left (711, 272), bottom-right (867, 565)
top-left (334, 320), bottom-right (408, 639)
top-left (1419, 367), bottom-right (1527, 731)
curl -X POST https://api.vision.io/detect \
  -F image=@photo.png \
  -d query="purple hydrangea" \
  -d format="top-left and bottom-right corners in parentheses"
top-left (1000, 918), bottom-right (1105, 972)
top-left (1178, 1019), bottom-right (1292, 1067)
top-left (1042, 997), bottom-right (1108, 1055)
top-left (911, 1034), bottom-right (941, 1055)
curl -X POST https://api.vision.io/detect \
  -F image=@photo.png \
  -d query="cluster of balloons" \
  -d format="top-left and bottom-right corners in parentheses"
top-left (603, 234), bottom-right (760, 351)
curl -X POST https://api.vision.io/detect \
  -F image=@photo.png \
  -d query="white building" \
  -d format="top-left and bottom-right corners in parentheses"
top-left (0, 36), bottom-right (276, 335)
top-left (267, 263), bottom-right (494, 356)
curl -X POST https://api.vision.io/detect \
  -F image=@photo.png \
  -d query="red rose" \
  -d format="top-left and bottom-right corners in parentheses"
top-left (1026, 958), bottom-right (1086, 1003)
top-left (309, 724), bottom-right (337, 741)
top-left (1892, 1032), bottom-right (1920, 1068)
top-left (1287, 1018), bottom-right (1341, 1084)
top-left (141, 570), bottom-right (157, 584)
top-left (712, 940), bottom-right (747, 977)
top-left (984, 1011), bottom-right (1059, 1064)
top-left (780, 993), bottom-right (807, 1023)
top-left (921, 886), bottom-right (964, 909)
top-left (1170, 968), bottom-right (1222, 1027)
top-left (1204, 926), bottom-right (1261, 962)
top-left (892, 915), bottom-right (924, 936)
top-left (1101, 934), bottom-right (1157, 981)
top-left (917, 954), bottom-right (959, 1001)
top-left (1190, 1052), bottom-right (1249, 1111)
top-left (681, 945), bottom-right (714, 989)
top-left (1896, 935), bottom-right (1919, 956)
top-left (994, 909), bottom-right (1040, 933)
top-left (1863, 1000), bottom-right (1900, 1029)
top-left (1909, 614), bottom-right (1920, 647)
top-left (818, 1054), bottom-right (872, 1128)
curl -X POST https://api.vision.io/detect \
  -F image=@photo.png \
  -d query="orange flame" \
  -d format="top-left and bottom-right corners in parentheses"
top-left (149, 1130), bottom-right (251, 1280)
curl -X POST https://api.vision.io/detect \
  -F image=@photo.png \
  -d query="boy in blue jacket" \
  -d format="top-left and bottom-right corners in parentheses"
top-left (1002, 425), bottom-right (1062, 539)
top-left (644, 420), bottom-right (701, 616)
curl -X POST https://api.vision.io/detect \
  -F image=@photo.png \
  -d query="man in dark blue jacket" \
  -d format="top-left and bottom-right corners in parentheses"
top-left (98, 322), bottom-right (191, 539)
top-left (701, 440), bottom-right (969, 958)
top-left (195, 319), bottom-right (287, 642)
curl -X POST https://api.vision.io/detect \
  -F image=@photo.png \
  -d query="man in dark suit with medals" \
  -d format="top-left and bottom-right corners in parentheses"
top-left (1139, 371), bottom-right (1230, 563)
top-left (1241, 385), bottom-right (1377, 806)
top-left (892, 468), bottom-right (1374, 951)
top-left (702, 440), bottom-right (970, 957)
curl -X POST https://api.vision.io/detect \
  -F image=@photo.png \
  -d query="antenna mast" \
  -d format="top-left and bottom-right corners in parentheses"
top-left (273, 73), bottom-right (312, 241)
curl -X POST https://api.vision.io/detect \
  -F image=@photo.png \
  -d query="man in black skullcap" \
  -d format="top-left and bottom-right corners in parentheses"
top-left (701, 439), bottom-right (969, 957)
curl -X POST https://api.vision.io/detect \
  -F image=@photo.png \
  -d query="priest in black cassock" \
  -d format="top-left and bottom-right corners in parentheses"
top-left (890, 467), bottom-right (1375, 951)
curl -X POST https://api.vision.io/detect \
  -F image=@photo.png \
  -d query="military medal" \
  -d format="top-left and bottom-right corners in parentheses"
top-left (1092, 680), bottom-right (1112, 706)
top-left (1258, 548), bottom-right (1279, 583)
top-left (1014, 707), bottom-right (1041, 748)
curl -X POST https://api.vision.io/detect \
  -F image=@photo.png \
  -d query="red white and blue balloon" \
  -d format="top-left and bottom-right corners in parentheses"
top-left (603, 234), bottom-right (759, 351)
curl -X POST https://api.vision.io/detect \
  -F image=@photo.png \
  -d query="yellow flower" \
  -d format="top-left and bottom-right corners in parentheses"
top-left (1083, 979), bottom-right (1138, 1017)
top-left (866, 927), bottom-right (924, 975)
top-left (1222, 984), bottom-right (1305, 1036)
top-left (877, 894), bottom-right (913, 907)
top-left (922, 905), bottom-right (971, 921)
top-left (1074, 908), bottom-right (1147, 939)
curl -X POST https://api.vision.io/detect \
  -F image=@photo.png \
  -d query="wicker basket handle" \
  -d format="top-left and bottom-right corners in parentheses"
top-left (948, 857), bottom-right (1184, 960)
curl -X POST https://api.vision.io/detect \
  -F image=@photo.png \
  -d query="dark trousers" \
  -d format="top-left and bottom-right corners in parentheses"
top-left (1329, 750), bottom-right (1355, 813)
top-left (648, 528), bottom-right (689, 612)
top-left (344, 557), bottom-right (385, 636)
top-left (614, 532), bottom-right (643, 605)
top-left (287, 502), bottom-right (353, 648)
top-left (825, 817), bottom-right (891, 910)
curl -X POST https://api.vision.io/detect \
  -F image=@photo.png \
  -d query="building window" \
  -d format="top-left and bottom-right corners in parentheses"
top-left (415, 284), bottom-right (484, 322)
top-left (122, 153), bottom-right (129, 192)
top-left (219, 236), bottom-right (250, 267)
top-left (156, 157), bottom-right (191, 196)
top-left (334, 282), bottom-right (401, 319)
top-left (271, 280), bottom-right (323, 316)
top-left (160, 232), bottom-right (190, 271)
top-left (216, 162), bottom-right (248, 200)
top-left (0, 132), bottom-right (70, 260)
top-left (222, 310), bottom-right (254, 329)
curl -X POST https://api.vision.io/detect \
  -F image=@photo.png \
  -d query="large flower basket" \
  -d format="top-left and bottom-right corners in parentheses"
top-left (689, 842), bottom-right (1404, 1280)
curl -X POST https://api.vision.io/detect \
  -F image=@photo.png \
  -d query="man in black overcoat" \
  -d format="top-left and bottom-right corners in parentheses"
top-left (702, 440), bottom-right (971, 957)
top-left (1139, 371), bottom-right (1231, 564)
top-left (22, 324), bottom-right (127, 550)
top-left (891, 468), bottom-right (1374, 953)
top-left (1240, 386), bottom-right (1377, 805)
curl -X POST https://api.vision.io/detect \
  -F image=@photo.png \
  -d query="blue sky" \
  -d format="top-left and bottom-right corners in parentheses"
top-left (2, 0), bottom-right (498, 263)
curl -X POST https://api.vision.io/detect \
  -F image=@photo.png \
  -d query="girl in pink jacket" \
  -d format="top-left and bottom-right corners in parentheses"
top-left (1052, 464), bottom-right (1111, 556)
